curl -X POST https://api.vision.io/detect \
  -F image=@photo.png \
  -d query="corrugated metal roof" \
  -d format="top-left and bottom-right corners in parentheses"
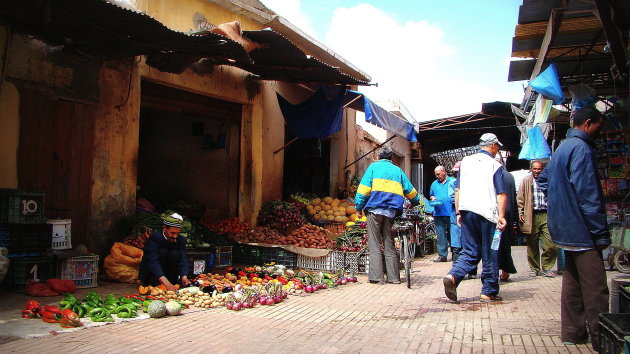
top-left (0, 0), bottom-right (250, 63)
top-left (0, 0), bottom-right (368, 85)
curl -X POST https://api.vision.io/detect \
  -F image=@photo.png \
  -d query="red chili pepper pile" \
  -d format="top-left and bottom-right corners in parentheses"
top-left (22, 301), bottom-right (83, 328)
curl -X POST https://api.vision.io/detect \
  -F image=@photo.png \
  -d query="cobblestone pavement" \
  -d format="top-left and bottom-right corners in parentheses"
top-left (0, 246), bottom-right (609, 353)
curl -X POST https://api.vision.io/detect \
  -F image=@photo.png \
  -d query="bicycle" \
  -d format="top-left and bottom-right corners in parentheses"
top-left (395, 210), bottom-right (426, 288)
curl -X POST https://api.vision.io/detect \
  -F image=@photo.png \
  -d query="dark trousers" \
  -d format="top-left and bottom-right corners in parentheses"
top-left (367, 212), bottom-right (399, 282)
top-left (158, 247), bottom-right (182, 285)
top-left (499, 224), bottom-right (517, 274)
top-left (449, 211), bottom-right (499, 295)
top-left (434, 216), bottom-right (451, 259)
top-left (561, 249), bottom-right (608, 351)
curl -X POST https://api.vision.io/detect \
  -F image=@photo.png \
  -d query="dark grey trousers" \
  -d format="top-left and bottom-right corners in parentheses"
top-left (561, 249), bottom-right (608, 351)
top-left (367, 212), bottom-right (399, 282)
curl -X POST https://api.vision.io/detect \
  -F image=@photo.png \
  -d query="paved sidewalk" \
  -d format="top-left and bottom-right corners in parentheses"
top-left (0, 246), bottom-right (612, 353)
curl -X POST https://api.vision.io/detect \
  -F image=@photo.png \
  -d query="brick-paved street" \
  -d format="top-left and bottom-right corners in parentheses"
top-left (0, 246), bottom-right (610, 353)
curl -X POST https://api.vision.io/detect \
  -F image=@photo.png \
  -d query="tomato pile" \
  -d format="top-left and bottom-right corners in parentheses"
top-left (204, 217), bottom-right (248, 235)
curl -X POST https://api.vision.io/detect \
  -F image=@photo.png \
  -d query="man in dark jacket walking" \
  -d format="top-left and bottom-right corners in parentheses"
top-left (538, 106), bottom-right (610, 351)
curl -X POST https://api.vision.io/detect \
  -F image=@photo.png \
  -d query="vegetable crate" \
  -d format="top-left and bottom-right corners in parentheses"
top-left (332, 251), bottom-right (369, 274)
top-left (186, 251), bottom-right (212, 277)
top-left (262, 247), bottom-right (297, 268)
top-left (0, 189), bottom-right (46, 224)
top-left (48, 219), bottom-right (72, 250)
top-left (59, 255), bottom-right (99, 288)
top-left (297, 253), bottom-right (335, 272)
top-left (599, 313), bottom-right (630, 354)
top-left (1, 255), bottom-right (53, 292)
top-left (215, 246), bottom-right (233, 267)
top-left (232, 244), bottom-right (264, 265)
top-left (0, 223), bottom-right (52, 257)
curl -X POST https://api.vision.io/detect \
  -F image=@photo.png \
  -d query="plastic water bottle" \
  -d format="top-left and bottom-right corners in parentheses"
top-left (491, 228), bottom-right (502, 251)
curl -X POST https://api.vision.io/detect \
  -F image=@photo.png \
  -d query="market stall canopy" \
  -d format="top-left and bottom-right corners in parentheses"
top-left (508, 0), bottom-right (630, 112)
top-left (277, 87), bottom-right (345, 139)
top-left (0, 0), bottom-right (369, 85)
top-left (417, 102), bottom-right (521, 155)
top-left (345, 90), bottom-right (418, 142)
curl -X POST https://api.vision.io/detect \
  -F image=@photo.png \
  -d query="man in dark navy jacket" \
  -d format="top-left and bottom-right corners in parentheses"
top-left (538, 106), bottom-right (610, 351)
top-left (138, 212), bottom-right (190, 291)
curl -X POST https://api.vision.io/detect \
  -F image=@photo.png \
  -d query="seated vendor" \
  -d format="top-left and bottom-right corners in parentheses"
top-left (138, 212), bottom-right (190, 291)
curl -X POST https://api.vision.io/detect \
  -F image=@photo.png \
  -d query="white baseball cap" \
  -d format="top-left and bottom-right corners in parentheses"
top-left (479, 133), bottom-right (503, 147)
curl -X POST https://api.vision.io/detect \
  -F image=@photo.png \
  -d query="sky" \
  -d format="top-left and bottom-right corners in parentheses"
top-left (260, 0), bottom-right (526, 122)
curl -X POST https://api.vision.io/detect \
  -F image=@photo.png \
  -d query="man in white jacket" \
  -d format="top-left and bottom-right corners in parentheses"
top-left (443, 133), bottom-right (507, 302)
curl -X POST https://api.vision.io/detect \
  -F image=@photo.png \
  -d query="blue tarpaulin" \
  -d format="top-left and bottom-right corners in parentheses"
top-left (347, 90), bottom-right (418, 142)
top-left (529, 63), bottom-right (564, 104)
top-left (276, 87), bottom-right (418, 142)
top-left (276, 87), bottom-right (345, 139)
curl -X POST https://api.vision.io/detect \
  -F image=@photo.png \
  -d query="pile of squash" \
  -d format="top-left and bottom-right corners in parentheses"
top-left (138, 284), bottom-right (179, 296)
top-left (306, 197), bottom-right (359, 223)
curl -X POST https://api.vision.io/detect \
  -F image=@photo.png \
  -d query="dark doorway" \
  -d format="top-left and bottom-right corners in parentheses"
top-left (138, 81), bottom-right (241, 221)
top-left (282, 133), bottom-right (330, 198)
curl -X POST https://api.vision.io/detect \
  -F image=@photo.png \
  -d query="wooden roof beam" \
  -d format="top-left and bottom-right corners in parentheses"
top-left (593, 0), bottom-right (629, 82)
top-left (521, 8), bottom-right (566, 110)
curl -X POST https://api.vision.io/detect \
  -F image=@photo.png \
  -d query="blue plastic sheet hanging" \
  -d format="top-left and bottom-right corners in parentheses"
top-left (529, 63), bottom-right (564, 104)
top-left (276, 87), bottom-right (345, 139)
top-left (519, 125), bottom-right (551, 160)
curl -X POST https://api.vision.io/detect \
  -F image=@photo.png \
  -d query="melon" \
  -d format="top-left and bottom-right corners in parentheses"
top-left (311, 198), bottom-right (321, 206)
top-left (314, 214), bottom-right (321, 221)
top-left (319, 210), bottom-right (326, 216)
top-left (338, 207), bottom-right (346, 215)
top-left (350, 214), bottom-right (358, 221)
top-left (306, 205), bottom-right (314, 211)
top-left (331, 199), bottom-right (340, 207)
top-left (314, 205), bottom-right (322, 212)
top-left (308, 209), bottom-right (316, 215)
top-left (147, 300), bottom-right (167, 318)
top-left (323, 197), bottom-right (333, 205)
top-left (165, 301), bottom-right (182, 316)
top-left (326, 210), bottom-right (334, 215)
top-left (339, 202), bottom-right (349, 208)
top-left (322, 204), bottom-right (332, 211)
top-left (327, 215), bottom-right (335, 221)
top-left (346, 206), bottom-right (357, 215)
top-left (334, 216), bottom-right (344, 222)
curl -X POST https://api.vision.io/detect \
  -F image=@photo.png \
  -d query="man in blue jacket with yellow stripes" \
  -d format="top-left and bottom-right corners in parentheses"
top-left (355, 146), bottom-right (420, 284)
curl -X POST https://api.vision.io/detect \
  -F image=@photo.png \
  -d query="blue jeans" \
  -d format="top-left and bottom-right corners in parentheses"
top-left (434, 216), bottom-right (451, 259)
top-left (449, 211), bottom-right (500, 296)
top-left (450, 213), bottom-right (461, 249)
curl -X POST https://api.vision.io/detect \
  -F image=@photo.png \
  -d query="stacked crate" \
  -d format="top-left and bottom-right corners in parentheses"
top-left (0, 189), bottom-right (53, 291)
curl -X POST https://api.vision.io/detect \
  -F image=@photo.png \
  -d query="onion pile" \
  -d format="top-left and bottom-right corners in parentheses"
top-left (257, 201), bottom-right (306, 235)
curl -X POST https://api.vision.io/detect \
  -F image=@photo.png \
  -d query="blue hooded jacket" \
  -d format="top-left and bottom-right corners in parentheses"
top-left (537, 128), bottom-right (611, 248)
top-left (355, 159), bottom-right (420, 211)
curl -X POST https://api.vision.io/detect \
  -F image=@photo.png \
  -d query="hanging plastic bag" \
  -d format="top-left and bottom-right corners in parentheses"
top-left (519, 125), bottom-right (551, 160)
top-left (529, 63), bottom-right (564, 104)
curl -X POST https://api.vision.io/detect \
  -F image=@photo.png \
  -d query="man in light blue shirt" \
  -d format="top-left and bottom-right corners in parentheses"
top-left (430, 166), bottom-right (454, 262)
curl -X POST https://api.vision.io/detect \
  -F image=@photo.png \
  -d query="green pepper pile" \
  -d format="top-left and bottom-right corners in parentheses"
top-left (58, 292), bottom-right (142, 322)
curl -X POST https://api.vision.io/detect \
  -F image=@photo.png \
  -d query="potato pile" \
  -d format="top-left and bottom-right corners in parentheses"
top-left (287, 225), bottom-right (336, 249)
top-left (307, 197), bottom-right (359, 223)
top-left (173, 289), bottom-right (229, 308)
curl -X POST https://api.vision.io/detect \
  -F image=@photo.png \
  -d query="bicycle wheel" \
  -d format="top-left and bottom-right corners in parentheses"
top-left (402, 234), bottom-right (413, 288)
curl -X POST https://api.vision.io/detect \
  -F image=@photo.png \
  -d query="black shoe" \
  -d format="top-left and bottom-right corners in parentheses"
top-left (387, 280), bottom-right (401, 284)
top-left (369, 280), bottom-right (384, 285)
top-left (467, 274), bottom-right (477, 280)
top-left (432, 257), bottom-right (447, 262)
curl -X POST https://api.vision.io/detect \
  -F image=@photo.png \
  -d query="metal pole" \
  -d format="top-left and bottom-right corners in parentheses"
top-left (343, 134), bottom-right (396, 170)
top-left (273, 137), bottom-right (299, 155)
